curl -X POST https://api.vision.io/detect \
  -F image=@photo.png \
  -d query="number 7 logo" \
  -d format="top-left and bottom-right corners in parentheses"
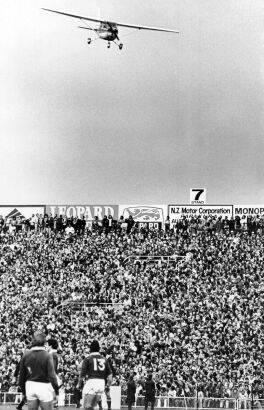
top-left (190, 188), bottom-right (206, 204)
top-left (192, 189), bottom-right (204, 200)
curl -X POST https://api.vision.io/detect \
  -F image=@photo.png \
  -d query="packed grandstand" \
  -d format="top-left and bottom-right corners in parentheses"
top-left (0, 210), bottom-right (264, 405)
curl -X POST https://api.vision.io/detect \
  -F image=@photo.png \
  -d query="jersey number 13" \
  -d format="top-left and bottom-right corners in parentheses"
top-left (93, 358), bottom-right (105, 371)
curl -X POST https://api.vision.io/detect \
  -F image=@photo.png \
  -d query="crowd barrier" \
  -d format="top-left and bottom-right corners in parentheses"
top-left (122, 255), bottom-right (186, 266)
top-left (0, 392), bottom-right (75, 406)
top-left (1, 393), bottom-right (264, 410)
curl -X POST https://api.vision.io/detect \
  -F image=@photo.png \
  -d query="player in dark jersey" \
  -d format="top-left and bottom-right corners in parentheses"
top-left (77, 340), bottom-right (113, 410)
top-left (19, 331), bottom-right (59, 410)
top-left (14, 344), bottom-right (31, 410)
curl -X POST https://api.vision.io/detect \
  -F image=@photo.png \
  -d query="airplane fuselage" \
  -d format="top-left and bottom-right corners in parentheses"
top-left (97, 30), bottom-right (117, 41)
top-left (96, 22), bottom-right (118, 41)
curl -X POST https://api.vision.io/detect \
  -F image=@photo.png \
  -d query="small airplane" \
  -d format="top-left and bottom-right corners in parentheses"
top-left (42, 8), bottom-right (179, 50)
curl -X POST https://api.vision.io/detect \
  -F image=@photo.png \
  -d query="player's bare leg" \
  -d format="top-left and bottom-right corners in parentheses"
top-left (16, 396), bottom-right (27, 410)
top-left (39, 401), bottom-right (54, 410)
top-left (28, 400), bottom-right (53, 410)
top-left (105, 387), bottom-right (111, 410)
top-left (95, 394), bottom-right (102, 410)
top-left (98, 398), bottom-right (103, 410)
top-left (27, 399), bottom-right (40, 410)
top-left (84, 393), bottom-right (98, 410)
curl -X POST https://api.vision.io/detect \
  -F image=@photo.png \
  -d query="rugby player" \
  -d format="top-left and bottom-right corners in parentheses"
top-left (97, 352), bottom-right (113, 410)
top-left (14, 343), bottom-right (31, 410)
top-left (77, 340), bottom-right (113, 410)
top-left (19, 331), bottom-right (59, 410)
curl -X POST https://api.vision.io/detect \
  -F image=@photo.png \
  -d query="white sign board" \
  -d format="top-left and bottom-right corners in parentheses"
top-left (0, 206), bottom-right (45, 220)
top-left (234, 205), bottom-right (264, 218)
top-left (190, 188), bottom-right (206, 204)
top-left (169, 205), bottom-right (233, 224)
top-left (119, 204), bottom-right (167, 229)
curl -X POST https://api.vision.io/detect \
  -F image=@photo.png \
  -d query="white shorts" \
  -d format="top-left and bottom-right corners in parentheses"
top-left (83, 379), bottom-right (105, 396)
top-left (26, 381), bottom-right (54, 402)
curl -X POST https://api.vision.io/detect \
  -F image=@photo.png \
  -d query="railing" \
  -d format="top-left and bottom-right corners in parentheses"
top-left (0, 392), bottom-right (75, 406)
top-left (123, 255), bottom-right (186, 266)
top-left (121, 396), bottom-right (237, 409)
top-left (1, 393), bottom-right (263, 409)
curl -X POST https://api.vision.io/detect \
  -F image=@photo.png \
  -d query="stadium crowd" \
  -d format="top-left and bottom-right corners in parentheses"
top-left (0, 212), bottom-right (264, 402)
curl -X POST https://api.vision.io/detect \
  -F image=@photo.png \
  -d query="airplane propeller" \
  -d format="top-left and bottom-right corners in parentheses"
top-left (108, 22), bottom-right (119, 41)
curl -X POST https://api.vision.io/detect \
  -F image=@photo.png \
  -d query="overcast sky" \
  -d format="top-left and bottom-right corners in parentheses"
top-left (0, 0), bottom-right (263, 205)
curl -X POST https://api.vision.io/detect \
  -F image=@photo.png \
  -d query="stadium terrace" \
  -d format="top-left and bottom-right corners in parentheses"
top-left (0, 211), bottom-right (264, 404)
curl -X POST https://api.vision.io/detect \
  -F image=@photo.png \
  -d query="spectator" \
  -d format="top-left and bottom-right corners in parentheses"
top-left (0, 214), bottom-right (264, 401)
top-left (164, 217), bottom-right (170, 232)
top-left (144, 374), bottom-right (155, 410)
top-left (102, 216), bottom-right (110, 234)
top-left (127, 375), bottom-right (136, 410)
top-left (126, 216), bottom-right (135, 234)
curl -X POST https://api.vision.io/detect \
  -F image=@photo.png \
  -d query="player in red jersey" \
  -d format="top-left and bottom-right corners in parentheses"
top-left (77, 340), bottom-right (113, 410)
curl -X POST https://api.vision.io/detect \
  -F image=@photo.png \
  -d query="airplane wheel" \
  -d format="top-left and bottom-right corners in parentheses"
top-left (87, 38), bottom-right (91, 44)
top-left (107, 44), bottom-right (110, 49)
top-left (119, 44), bottom-right (123, 50)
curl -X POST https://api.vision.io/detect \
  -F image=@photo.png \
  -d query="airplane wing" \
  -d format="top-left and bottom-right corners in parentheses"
top-left (41, 8), bottom-right (179, 34)
top-left (108, 21), bottom-right (179, 34)
top-left (42, 8), bottom-right (106, 24)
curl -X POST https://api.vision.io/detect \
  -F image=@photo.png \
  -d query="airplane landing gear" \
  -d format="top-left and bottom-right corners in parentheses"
top-left (87, 38), bottom-right (91, 44)
top-left (119, 43), bottom-right (123, 50)
top-left (107, 42), bottom-right (111, 48)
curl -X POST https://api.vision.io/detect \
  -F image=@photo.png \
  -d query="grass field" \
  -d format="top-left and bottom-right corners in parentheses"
top-left (0, 407), bottom-right (134, 410)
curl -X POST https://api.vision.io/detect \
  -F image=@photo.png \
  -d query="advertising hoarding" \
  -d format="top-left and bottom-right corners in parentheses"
top-left (190, 188), bottom-right (206, 204)
top-left (119, 204), bottom-right (167, 229)
top-left (168, 205), bottom-right (233, 225)
top-left (45, 205), bottom-right (118, 220)
top-left (0, 205), bottom-right (45, 220)
top-left (234, 205), bottom-right (264, 218)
